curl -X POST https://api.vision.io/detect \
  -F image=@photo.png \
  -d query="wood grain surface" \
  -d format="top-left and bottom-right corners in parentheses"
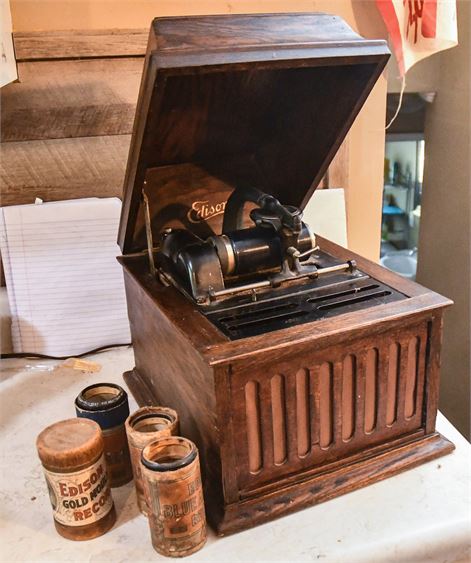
top-left (216, 432), bottom-right (453, 535)
top-left (122, 240), bottom-right (453, 534)
top-left (13, 28), bottom-right (147, 61)
top-left (1, 24), bottom-right (350, 209)
top-left (115, 12), bottom-right (451, 528)
top-left (122, 241), bottom-right (453, 533)
top-left (0, 135), bottom-right (129, 205)
top-left (1, 58), bottom-right (143, 142)
top-left (117, 14), bottom-right (388, 253)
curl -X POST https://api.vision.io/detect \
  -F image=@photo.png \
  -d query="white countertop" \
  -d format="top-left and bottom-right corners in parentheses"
top-left (1, 347), bottom-right (470, 563)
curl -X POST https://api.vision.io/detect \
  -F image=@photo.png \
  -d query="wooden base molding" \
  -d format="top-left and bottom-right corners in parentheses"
top-left (217, 432), bottom-right (454, 535)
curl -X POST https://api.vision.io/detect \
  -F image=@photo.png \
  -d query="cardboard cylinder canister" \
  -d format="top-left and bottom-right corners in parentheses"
top-left (75, 383), bottom-right (133, 487)
top-left (125, 406), bottom-right (179, 515)
top-left (141, 437), bottom-right (207, 557)
top-left (36, 418), bottom-right (116, 541)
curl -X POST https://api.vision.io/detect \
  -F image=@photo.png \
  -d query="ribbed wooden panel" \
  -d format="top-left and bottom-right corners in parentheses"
top-left (295, 369), bottom-right (310, 456)
top-left (244, 381), bottom-right (262, 474)
top-left (271, 374), bottom-right (288, 465)
top-left (342, 355), bottom-right (356, 441)
top-left (240, 323), bottom-right (428, 488)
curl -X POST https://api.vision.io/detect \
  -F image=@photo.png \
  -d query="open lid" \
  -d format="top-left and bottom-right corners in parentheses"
top-left (118, 13), bottom-right (389, 254)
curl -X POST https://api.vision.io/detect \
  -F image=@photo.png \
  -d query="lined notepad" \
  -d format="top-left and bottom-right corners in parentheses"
top-left (0, 198), bottom-right (131, 356)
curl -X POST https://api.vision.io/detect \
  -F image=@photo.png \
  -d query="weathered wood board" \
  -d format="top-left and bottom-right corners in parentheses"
top-left (13, 29), bottom-right (147, 60)
top-left (1, 135), bottom-right (129, 205)
top-left (1, 27), bottom-right (349, 205)
top-left (1, 58), bottom-right (143, 142)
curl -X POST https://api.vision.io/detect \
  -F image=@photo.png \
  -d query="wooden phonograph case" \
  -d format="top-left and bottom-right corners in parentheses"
top-left (118, 13), bottom-right (454, 535)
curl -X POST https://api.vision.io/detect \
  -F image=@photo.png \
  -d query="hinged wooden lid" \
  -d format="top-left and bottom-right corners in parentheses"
top-left (118, 13), bottom-right (389, 254)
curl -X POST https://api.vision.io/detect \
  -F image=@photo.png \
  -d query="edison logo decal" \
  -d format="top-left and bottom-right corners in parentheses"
top-left (187, 200), bottom-right (227, 223)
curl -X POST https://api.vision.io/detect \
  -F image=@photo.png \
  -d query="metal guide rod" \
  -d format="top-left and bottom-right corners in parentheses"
top-left (142, 190), bottom-right (156, 277)
top-left (297, 245), bottom-right (320, 259)
top-left (210, 280), bottom-right (270, 298)
top-left (209, 260), bottom-right (356, 299)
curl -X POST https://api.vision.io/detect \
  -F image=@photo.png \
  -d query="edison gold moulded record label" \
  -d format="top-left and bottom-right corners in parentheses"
top-left (43, 455), bottom-right (113, 526)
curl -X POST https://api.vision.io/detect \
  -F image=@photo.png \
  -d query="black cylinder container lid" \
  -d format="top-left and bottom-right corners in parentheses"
top-left (75, 383), bottom-right (130, 430)
top-left (141, 441), bottom-right (197, 473)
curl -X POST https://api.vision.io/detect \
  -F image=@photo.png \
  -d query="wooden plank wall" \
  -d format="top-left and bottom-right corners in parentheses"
top-left (1, 30), bottom-right (144, 206)
top-left (1, 29), bottom-right (349, 208)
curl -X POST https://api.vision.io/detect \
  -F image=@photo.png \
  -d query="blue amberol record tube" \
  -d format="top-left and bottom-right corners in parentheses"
top-left (125, 406), bottom-right (179, 515)
top-left (75, 383), bottom-right (133, 487)
top-left (141, 436), bottom-right (207, 557)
